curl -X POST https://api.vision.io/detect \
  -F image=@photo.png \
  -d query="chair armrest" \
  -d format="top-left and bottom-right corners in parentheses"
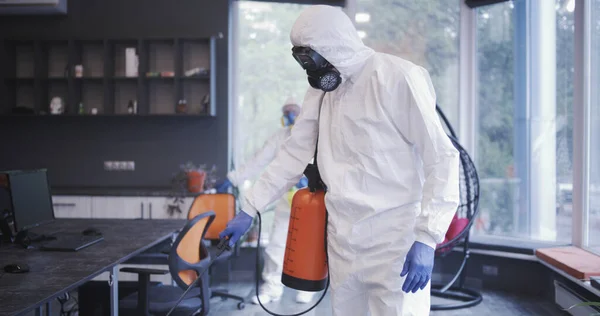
top-left (120, 267), bottom-right (169, 275)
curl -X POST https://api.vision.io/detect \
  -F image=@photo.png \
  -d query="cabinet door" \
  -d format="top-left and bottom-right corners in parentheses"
top-left (91, 197), bottom-right (145, 219)
top-left (52, 196), bottom-right (93, 218)
top-left (147, 197), bottom-right (191, 219)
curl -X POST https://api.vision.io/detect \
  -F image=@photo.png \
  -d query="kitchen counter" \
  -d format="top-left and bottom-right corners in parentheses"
top-left (51, 187), bottom-right (200, 197)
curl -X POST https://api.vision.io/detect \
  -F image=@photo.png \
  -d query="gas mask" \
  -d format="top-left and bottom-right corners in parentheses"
top-left (292, 46), bottom-right (341, 92)
top-left (281, 111), bottom-right (297, 127)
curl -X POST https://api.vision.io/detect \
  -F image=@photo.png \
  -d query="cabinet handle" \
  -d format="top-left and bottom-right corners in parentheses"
top-left (141, 202), bottom-right (145, 219)
top-left (149, 202), bottom-right (152, 219)
top-left (53, 203), bottom-right (76, 207)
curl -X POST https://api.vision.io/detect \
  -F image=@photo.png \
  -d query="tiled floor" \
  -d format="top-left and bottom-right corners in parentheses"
top-left (207, 273), bottom-right (568, 316)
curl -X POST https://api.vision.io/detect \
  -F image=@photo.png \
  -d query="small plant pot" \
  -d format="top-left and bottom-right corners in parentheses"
top-left (187, 170), bottom-right (206, 193)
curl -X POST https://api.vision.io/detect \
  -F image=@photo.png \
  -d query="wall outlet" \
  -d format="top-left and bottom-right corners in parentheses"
top-left (104, 161), bottom-right (115, 171)
top-left (482, 265), bottom-right (499, 276)
top-left (125, 161), bottom-right (135, 171)
top-left (117, 161), bottom-right (127, 170)
top-left (105, 161), bottom-right (135, 171)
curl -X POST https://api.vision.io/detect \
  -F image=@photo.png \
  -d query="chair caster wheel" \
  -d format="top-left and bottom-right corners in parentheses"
top-left (237, 302), bottom-right (245, 310)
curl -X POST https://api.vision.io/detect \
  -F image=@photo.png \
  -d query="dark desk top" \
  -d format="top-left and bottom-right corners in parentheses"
top-left (0, 219), bottom-right (185, 316)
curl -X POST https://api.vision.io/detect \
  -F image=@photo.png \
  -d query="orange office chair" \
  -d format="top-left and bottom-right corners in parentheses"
top-left (188, 193), bottom-right (245, 310)
top-left (120, 211), bottom-right (216, 315)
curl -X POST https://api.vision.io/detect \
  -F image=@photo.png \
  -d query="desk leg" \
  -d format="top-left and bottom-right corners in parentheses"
top-left (110, 265), bottom-right (119, 316)
top-left (46, 302), bottom-right (50, 316)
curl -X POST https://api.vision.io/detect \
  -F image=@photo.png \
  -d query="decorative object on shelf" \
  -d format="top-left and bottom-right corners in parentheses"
top-left (146, 71), bottom-right (174, 78)
top-left (78, 102), bottom-right (84, 115)
top-left (90, 108), bottom-right (98, 115)
top-left (74, 65), bottom-right (83, 78)
top-left (127, 100), bottom-right (137, 114)
top-left (184, 67), bottom-right (209, 77)
top-left (201, 94), bottom-right (210, 114)
top-left (49, 97), bottom-right (64, 115)
top-left (176, 99), bottom-right (188, 114)
top-left (125, 48), bottom-right (138, 78)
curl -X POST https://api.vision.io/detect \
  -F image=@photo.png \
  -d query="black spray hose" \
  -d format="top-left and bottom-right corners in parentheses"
top-left (253, 210), bottom-right (330, 316)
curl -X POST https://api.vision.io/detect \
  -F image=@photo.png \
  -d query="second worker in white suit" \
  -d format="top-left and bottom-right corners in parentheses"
top-left (217, 98), bottom-right (315, 305)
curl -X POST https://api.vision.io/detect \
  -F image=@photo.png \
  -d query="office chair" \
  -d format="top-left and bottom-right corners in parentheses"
top-left (119, 211), bottom-right (216, 316)
top-left (430, 105), bottom-right (482, 310)
top-left (187, 193), bottom-right (245, 310)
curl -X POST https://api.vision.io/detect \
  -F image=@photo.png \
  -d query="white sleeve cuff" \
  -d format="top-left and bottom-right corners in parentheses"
top-left (414, 230), bottom-right (438, 250)
top-left (227, 171), bottom-right (239, 187)
top-left (241, 196), bottom-right (258, 218)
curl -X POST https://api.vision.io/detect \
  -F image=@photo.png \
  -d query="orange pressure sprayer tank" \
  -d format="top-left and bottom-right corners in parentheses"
top-left (281, 165), bottom-right (328, 292)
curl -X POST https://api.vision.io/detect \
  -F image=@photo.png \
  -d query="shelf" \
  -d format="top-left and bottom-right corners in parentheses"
top-left (144, 76), bottom-right (175, 80)
top-left (112, 77), bottom-right (139, 81)
top-left (181, 75), bottom-right (210, 80)
top-left (45, 77), bottom-right (69, 81)
top-left (2, 37), bottom-right (216, 116)
top-left (1, 114), bottom-right (214, 118)
top-left (5, 78), bottom-right (35, 82)
top-left (73, 77), bottom-right (104, 81)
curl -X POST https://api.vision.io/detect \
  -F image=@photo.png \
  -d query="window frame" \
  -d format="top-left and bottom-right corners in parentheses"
top-left (573, 0), bottom-right (593, 251)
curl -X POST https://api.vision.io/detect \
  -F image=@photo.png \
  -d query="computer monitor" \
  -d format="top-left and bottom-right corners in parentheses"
top-left (1, 169), bottom-right (55, 232)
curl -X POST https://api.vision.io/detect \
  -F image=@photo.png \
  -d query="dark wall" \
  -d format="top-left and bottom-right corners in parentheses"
top-left (0, 0), bottom-right (230, 189)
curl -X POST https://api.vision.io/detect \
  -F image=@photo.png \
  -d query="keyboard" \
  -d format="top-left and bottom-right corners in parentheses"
top-left (40, 232), bottom-right (104, 252)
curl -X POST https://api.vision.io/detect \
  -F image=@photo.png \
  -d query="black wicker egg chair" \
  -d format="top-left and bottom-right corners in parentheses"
top-left (430, 105), bottom-right (482, 310)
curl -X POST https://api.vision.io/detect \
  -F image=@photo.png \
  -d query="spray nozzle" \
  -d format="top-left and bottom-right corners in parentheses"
top-left (216, 237), bottom-right (232, 257)
top-left (304, 163), bottom-right (325, 192)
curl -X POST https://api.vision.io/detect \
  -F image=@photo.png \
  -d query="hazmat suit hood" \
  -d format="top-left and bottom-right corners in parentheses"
top-left (290, 5), bottom-right (375, 81)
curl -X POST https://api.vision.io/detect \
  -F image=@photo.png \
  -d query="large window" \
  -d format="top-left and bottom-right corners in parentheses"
top-left (350, 0), bottom-right (461, 129)
top-left (588, 0), bottom-right (600, 254)
top-left (233, 1), bottom-right (312, 242)
top-left (474, 0), bottom-right (574, 242)
top-left (233, 1), bottom-right (311, 174)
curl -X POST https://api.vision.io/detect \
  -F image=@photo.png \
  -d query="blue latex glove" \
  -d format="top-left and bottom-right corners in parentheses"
top-left (295, 177), bottom-right (308, 189)
top-left (219, 211), bottom-right (253, 247)
top-left (216, 179), bottom-right (232, 193)
top-left (400, 241), bottom-right (435, 293)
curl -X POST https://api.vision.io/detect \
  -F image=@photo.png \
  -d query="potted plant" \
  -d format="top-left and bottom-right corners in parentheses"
top-left (166, 163), bottom-right (219, 217)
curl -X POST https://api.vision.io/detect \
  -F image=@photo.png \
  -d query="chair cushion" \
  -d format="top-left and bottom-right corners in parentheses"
top-left (446, 217), bottom-right (469, 241)
top-left (120, 285), bottom-right (204, 313)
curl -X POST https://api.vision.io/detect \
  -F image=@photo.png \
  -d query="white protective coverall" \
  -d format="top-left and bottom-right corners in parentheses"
top-left (228, 99), bottom-right (314, 304)
top-left (241, 5), bottom-right (460, 316)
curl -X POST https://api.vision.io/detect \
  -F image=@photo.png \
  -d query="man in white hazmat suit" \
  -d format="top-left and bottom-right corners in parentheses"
top-left (220, 5), bottom-right (460, 316)
top-left (216, 98), bottom-right (315, 305)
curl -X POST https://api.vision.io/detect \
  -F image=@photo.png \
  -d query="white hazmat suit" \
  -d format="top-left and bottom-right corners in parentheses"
top-left (241, 5), bottom-right (460, 316)
top-left (228, 99), bottom-right (315, 304)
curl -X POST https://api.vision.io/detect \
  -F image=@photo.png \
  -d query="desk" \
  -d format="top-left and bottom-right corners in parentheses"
top-left (0, 218), bottom-right (185, 316)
